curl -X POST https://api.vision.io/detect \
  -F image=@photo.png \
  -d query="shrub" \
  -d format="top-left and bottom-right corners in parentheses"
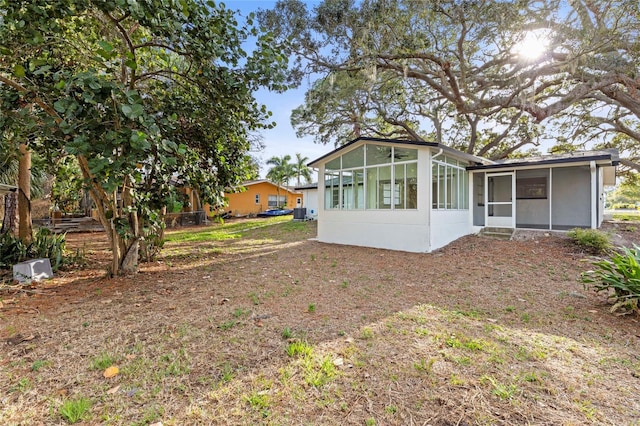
top-left (30, 228), bottom-right (67, 270)
top-left (567, 228), bottom-right (612, 254)
top-left (0, 232), bottom-right (29, 269)
top-left (0, 228), bottom-right (78, 271)
top-left (581, 245), bottom-right (640, 315)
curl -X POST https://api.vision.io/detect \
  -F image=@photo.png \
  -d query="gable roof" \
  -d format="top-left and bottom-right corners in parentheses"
top-left (308, 137), bottom-right (489, 168)
top-left (294, 182), bottom-right (318, 190)
top-left (231, 179), bottom-right (301, 194)
top-left (466, 149), bottom-right (619, 170)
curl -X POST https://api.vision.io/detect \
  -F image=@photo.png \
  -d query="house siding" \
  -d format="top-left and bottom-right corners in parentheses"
top-left (224, 182), bottom-right (302, 216)
top-left (299, 188), bottom-right (319, 218)
top-left (430, 210), bottom-right (472, 251)
top-left (318, 210), bottom-right (430, 252)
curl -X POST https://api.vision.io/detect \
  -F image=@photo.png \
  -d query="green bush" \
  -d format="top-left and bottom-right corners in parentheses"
top-left (567, 228), bottom-right (612, 254)
top-left (0, 228), bottom-right (76, 271)
top-left (0, 232), bottom-right (29, 269)
top-left (582, 245), bottom-right (640, 315)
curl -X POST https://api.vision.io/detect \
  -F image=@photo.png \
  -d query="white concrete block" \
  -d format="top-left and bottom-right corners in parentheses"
top-left (13, 258), bottom-right (53, 283)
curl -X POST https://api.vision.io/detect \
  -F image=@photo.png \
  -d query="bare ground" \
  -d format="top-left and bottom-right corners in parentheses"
top-left (1, 219), bottom-right (639, 425)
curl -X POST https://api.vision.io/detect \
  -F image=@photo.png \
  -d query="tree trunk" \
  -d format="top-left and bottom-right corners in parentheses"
top-left (1, 192), bottom-right (17, 235)
top-left (18, 143), bottom-right (32, 242)
top-left (76, 155), bottom-right (139, 276)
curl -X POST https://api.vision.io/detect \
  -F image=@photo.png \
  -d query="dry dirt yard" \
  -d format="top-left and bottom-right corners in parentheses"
top-left (1, 218), bottom-right (639, 425)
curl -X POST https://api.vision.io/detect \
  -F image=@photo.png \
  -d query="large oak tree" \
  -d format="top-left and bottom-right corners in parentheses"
top-left (261, 0), bottom-right (639, 168)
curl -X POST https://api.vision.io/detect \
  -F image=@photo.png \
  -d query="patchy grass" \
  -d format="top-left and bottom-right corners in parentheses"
top-left (1, 220), bottom-right (639, 425)
top-left (612, 211), bottom-right (640, 222)
top-left (164, 215), bottom-right (292, 243)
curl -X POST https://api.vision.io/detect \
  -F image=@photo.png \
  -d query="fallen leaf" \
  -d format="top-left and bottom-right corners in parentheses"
top-left (125, 354), bottom-right (136, 360)
top-left (255, 320), bottom-right (264, 327)
top-left (107, 385), bottom-right (120, 395)
top-left (103, 366), bottom-right (119, 378)
top-left (333, 357), bottom-right (344, 367)
top-left (149, 422), bottom-right (163, 426)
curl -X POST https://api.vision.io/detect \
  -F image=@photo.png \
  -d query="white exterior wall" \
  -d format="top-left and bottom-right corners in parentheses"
top-left (300, 188), bottom-right (319, 219)
top-left (316, 148), bottom-right (431, 253)
top-left (318, 210), bottom-right (430, 252)
top-left (430, 207), bottom-right (473, 250)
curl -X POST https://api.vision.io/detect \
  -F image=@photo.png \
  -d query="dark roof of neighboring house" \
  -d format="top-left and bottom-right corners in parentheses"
top-left (294, 183), bottom-right (318, 190)
top-left (466, 149), bottom-right (620, 170)
top-left (308, 137), bottom-right (489, 168)
top-left (232, 179), bottom-right (302, 194)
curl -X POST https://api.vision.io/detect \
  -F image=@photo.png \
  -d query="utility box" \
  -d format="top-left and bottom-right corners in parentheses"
top-left (13, 258), bottom-right (53, 283)
top-left (293, 208), bottom-right (306, 220)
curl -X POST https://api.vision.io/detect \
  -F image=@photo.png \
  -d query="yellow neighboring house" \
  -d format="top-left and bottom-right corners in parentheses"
top-left (222, 180), bottom-right (303, 217)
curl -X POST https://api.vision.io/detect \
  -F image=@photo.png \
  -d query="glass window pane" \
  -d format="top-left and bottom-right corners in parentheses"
top-left (394, 164), bottom-right (405, 209)
top-left (446, 156), bottom-right (458, 166)
top-left (462, 170), bottom-right (469, 209)
top-left (451, 167), bottom-right (459, 209)
top-left (354, 170), bottom-right (364, 209)
top-left (324, 172), bottom-right (339, 209)
top-left (326, 157), bottom-right (341, 171)
top-left (342, 145), bottom-right (365, 168)
top-left (407, 163), bottom-right (418, 209)
top-left (432, 163), bottom-right (438, 209)
top-left (341, 170), bottom-right (353, 209)
top-left (393, 147), bottom-right (418, 162)
top-left (366, 144), bottom-right (392, 166)
top-left (438, 164), bottom-right (446, 209)
top-left (366, 168), bottom-right (378, 209)
top-left (379, 166), bottom-right (392, 209)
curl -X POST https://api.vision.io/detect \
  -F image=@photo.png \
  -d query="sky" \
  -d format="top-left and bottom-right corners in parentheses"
top-left (227, 0), bottom-right (326, 182)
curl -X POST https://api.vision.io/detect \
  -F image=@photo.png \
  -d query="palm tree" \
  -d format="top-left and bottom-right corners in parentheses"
top-left (266, 155), bottom-right (294, 208)
top-left (292, 153), bottom-right (312, 186)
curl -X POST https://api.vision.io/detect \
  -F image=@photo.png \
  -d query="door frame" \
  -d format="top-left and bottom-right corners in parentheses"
top-left (485, 172), bottom-right (515, 228)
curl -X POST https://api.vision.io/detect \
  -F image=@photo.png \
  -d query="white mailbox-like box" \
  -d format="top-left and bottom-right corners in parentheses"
top-left (13, 258), bottom-right (53, 283)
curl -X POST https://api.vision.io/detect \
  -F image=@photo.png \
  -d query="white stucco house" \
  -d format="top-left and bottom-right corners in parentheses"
top-left (294, 183), bottom-right (319, 219)
top-left (308, 137), bottom-right (618, 253)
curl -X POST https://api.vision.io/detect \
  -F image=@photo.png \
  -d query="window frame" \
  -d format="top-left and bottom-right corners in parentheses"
top-left (323, 143), bottom-right (418, 211)
top-left (432, 154), bottom-right (469, 211)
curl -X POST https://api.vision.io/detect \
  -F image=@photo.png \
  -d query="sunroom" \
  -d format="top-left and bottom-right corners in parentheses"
top-left (308, 137), bottom-right (486, 253)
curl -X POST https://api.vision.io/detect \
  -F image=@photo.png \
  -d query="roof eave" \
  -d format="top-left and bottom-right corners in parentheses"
top-left (307, 137), bottom-right (488, 167)
top-left (466, 154), bottom-right (617, 171)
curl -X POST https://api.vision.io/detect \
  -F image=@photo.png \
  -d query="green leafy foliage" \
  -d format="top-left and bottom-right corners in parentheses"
top-left (0, 232), bottom-right (28, 270)
top-left (0, 0), bottom-right (289, 275)
top-left (0, 228), bottom-right (75, 271)
top-left (58, 397), bottom-right (91, 424)
top-left (567, 228), bottom-right (612, 255)
top-left (582, 245), bottom-right (640, 315)
top-left (262, 0), bottom-right (640, 168)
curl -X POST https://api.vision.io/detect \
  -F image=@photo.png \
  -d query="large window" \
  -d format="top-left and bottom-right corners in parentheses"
top-left (432, 155), bottom-right (469, 210)
top-left (268, 195), bottom-right (287, 208)
top-left (324, 144), bottom-right (418, 210)
top-left (516, 177), bottom-right (547, 199)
